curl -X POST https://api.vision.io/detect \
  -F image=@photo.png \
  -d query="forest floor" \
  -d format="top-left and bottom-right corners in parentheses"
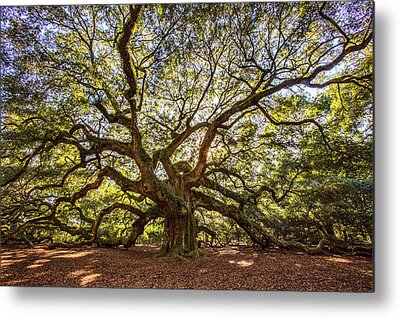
top-left (1, 245), bottom-right (373, 292)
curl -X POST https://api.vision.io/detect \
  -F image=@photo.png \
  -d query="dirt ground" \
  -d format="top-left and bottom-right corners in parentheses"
top-left (1, 245), bottom-right (373, 292)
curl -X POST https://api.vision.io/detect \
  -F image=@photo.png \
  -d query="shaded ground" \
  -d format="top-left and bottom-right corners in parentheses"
top-left (1, 245), bottom-right (373, 292)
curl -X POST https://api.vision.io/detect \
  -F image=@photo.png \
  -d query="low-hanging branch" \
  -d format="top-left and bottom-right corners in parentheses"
top-left (193, 190), bottom-right (338, 254)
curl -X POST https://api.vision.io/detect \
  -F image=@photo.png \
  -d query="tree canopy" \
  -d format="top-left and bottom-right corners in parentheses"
top-left (0, 1), bottom-right (373, 257)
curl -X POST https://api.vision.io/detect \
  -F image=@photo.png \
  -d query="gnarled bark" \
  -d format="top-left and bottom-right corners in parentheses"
top-left (159, 212), bottom-right (199, 258)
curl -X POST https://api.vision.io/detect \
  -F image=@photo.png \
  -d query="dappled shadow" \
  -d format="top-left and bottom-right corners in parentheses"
top-left (324, 255), bottom-right (373, 278)
top-left (1, 245), bottom-right (373, 291)
top-left (1, 247), bottom-right (104, 287)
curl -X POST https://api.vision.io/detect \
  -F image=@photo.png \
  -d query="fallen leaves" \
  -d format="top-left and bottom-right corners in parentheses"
top-left (0, 245), bottom-right (373, 292)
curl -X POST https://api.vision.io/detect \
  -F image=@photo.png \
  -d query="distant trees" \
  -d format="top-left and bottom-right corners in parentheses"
top-left (1, 2), bottom-right (373, 257)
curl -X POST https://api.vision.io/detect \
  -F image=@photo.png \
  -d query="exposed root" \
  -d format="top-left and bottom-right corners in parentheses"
top-left (157, 245), bottom-right (207, 260)
top-left (2, 235), bottom-right (35, 248)
top-left (48, 242), bottom-right (88, 249)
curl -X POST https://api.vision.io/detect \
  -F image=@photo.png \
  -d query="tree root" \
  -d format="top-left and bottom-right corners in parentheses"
top-left (157, 245), bottom-right (207, 260)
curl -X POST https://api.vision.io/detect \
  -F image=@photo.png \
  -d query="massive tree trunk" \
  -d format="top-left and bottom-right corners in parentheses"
top-left (160, 211), bottom-right (199, 258)
top-left (158, 185), bottom-right (200, 258)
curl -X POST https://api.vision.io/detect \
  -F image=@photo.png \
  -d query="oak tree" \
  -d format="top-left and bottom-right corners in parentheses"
top-left (1, 2), bottom-right (373, 257)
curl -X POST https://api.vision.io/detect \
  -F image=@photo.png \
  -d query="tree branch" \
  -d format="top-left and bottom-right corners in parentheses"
top-left (117, 5), bottom-right (141, 111)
